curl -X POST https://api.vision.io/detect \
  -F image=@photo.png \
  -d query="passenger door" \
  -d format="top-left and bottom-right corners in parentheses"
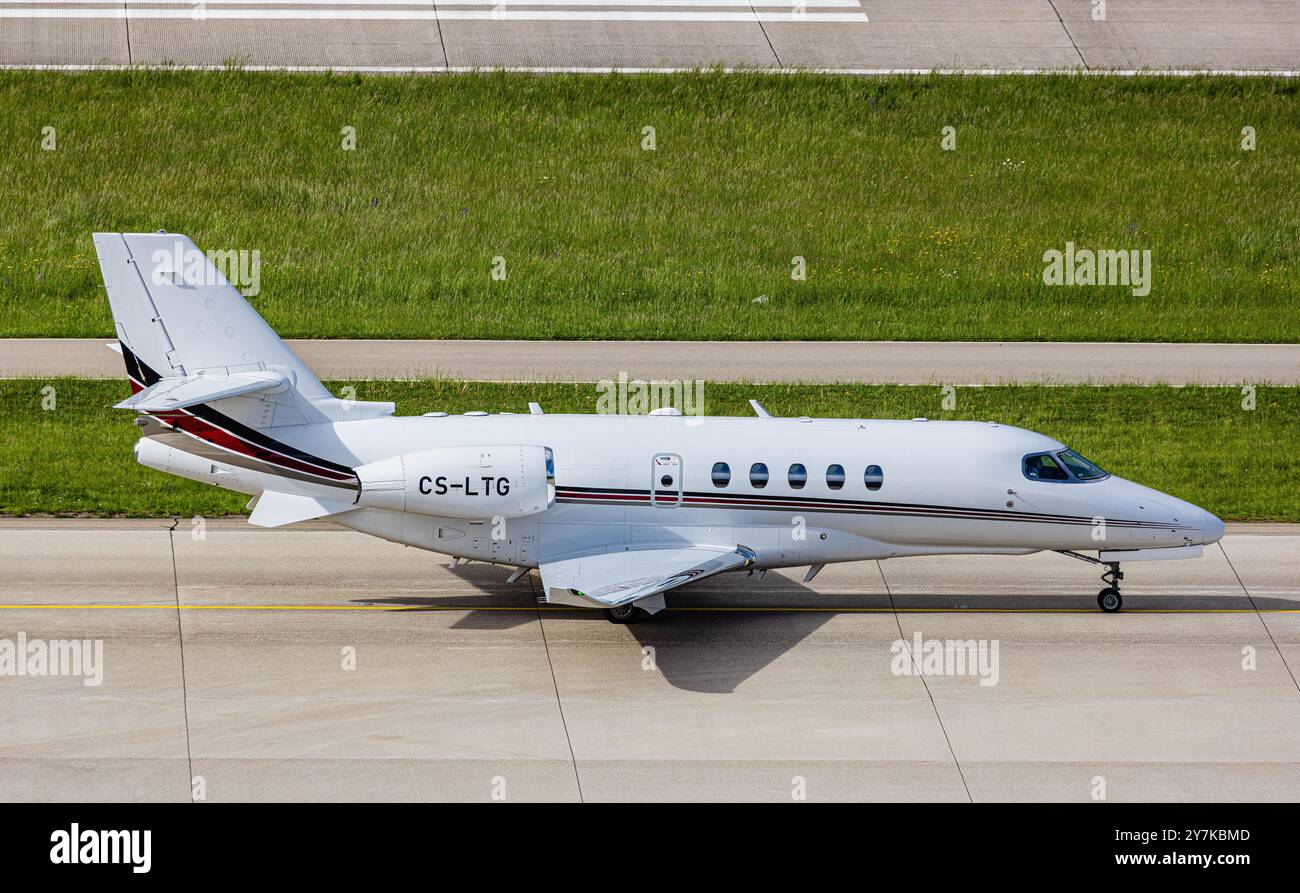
top-left (650, 453), bottom-right (683, 507)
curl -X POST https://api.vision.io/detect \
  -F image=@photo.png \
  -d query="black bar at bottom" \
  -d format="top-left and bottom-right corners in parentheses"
top-left (0, 802), bottom-right (1288, 879)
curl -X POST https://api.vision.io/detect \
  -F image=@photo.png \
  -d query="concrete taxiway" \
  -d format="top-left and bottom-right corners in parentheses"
top-left (5, 338), bottom-right (1299, 385)
top-left (1, 518), bottom-right (1297, 802)
top-left (1, 1), bottom-right (1297, 72)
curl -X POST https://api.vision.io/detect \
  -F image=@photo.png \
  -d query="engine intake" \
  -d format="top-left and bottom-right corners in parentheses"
top-left (356, 444), bottom-right (555, 520)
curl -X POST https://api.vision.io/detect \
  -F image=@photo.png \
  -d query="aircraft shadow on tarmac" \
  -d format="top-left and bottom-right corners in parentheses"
top-left (351, 563), bottom-right (836, 693)
top-left (349, 562), bottom-right (1290, 695)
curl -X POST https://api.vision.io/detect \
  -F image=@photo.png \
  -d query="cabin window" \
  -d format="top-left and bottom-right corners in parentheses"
top-left (864, 465), bottom-right (883, 491)
top-left (750, 462), bottom-right (769, 489)
top-left (1022, 452), bottom-right (1070, 482)
top-left (1057, 449), bottom-right (1108, 481)
top-left (788, 463), bottom-right (807, 489)
top-left (711, 462), bottom-right (731, 488)
top-left (826, 464), bottom-right (845, 490)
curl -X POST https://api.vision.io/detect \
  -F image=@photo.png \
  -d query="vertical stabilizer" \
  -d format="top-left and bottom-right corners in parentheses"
top-left (93, 232), bottom-right (392, 428)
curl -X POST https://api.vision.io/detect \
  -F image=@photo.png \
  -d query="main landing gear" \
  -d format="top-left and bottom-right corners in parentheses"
top-left (603, 605), bottom-right (649, 624)
top-left (1056, 550), bottom-right (1125, 613)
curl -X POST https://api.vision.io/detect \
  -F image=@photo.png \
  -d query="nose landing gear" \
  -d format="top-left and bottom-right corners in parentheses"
top-left (1097, 586), bottom-right (1122, 613)
top-left (1097, 562), bottom-right (1124, 613)
top-left (1057, 550), bottom-right (1125, 613)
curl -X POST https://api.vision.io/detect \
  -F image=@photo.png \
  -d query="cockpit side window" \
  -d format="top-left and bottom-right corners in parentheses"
top-left (1022, 449), bottom-right (1110, 483)
top-left (1057, 449), bottom-right (1108, 481)
top-left (1022, 452), bottom-right (1070, 482)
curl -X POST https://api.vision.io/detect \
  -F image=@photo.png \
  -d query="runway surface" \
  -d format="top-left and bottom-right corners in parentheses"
top-left (6, 338), bottom-right (1300, 384)
top-left (1, 0), bottom-right (1297, 72)
top-left (1, 518), bottom-right (1297, 802)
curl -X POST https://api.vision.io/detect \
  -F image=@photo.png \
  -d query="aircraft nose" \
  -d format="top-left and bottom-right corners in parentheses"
top-left (1202, 509), bottom-right (1226, 545)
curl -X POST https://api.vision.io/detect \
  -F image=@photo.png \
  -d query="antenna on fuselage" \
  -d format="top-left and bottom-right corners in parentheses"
top-left (528, 402), bottom-right (544, 415)
top-left (749, 399), bottom-right (773, 419)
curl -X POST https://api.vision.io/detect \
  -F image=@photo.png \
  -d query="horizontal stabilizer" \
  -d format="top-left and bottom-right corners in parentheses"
top-left (248, 490), bottom-right (357, 528)
top-left (115, 370), bottom-right (286, 412)
top-left (541, 544), bottom-right (757, 608)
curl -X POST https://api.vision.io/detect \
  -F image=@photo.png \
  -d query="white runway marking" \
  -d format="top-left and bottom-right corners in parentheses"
top-left (0, 4), bottom-right (868, 21)
top-left (11, 0), bottom-right (863, 5)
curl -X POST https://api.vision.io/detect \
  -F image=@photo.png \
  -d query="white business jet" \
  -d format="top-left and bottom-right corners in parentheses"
top-left (95, 233), bottom-right (1225, 621)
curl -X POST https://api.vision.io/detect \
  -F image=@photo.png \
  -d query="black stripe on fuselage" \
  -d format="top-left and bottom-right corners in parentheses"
top-left (119, 343), bottom-right (359, 481)
top-left (122, 343), bottom-right (146, 385)
top-left (184, 402), bottom-right (356, 477)
top-left (554, 485), bottom-right (1194, 530)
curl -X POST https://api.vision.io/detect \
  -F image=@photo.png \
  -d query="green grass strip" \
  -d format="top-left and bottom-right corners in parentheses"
top-left (2, 70), bottom-right (1297, 341)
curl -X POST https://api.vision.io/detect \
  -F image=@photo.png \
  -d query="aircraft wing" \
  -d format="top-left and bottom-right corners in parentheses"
top-left (540, 544), bottom-right (757, 608)
top-left (115, 370), bottom-right (286, 412)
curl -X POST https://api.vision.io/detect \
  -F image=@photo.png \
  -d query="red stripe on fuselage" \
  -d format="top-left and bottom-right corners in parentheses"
top-left (151, 409), bottom-right (355, 482)
top-left (121, 360), bottom-right (355, 486)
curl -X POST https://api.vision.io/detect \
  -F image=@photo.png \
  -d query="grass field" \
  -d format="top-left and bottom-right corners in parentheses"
top-left (2, 70), bottom-right (1297, 342)
top-left (1, 379), bottom-right (1293, 520)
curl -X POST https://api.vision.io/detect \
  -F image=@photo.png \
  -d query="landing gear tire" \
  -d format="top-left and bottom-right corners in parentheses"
top-left (603, 605), bottom-right (646, 624)
top-left (1056, 553), bottom-right (1126, 614)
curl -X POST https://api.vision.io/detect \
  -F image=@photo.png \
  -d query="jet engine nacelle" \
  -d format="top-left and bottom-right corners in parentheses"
top-left (355, 444), bottom-right (555, 520)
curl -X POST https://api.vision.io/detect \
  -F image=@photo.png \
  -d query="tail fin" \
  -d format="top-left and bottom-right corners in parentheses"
top-left (93, 232), bottom-right (391, 428)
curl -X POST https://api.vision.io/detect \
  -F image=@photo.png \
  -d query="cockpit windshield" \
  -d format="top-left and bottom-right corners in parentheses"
top-left (1057, 449), bottom-right (1108, 481)
top-left (1022, 449), bottom-right (1109, 483)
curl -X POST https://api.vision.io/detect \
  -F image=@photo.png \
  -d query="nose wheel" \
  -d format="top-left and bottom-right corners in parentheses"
top-left (1057, 551), bottom-right (1125, 613)
top-left (1097, 561), bottom-right (1124, 612)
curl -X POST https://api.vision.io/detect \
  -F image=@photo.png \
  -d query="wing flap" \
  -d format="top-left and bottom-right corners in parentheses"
top-left (115, 370), bottom-right (287, 412)
top-left (541, 544), bottom-right (757, 608)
